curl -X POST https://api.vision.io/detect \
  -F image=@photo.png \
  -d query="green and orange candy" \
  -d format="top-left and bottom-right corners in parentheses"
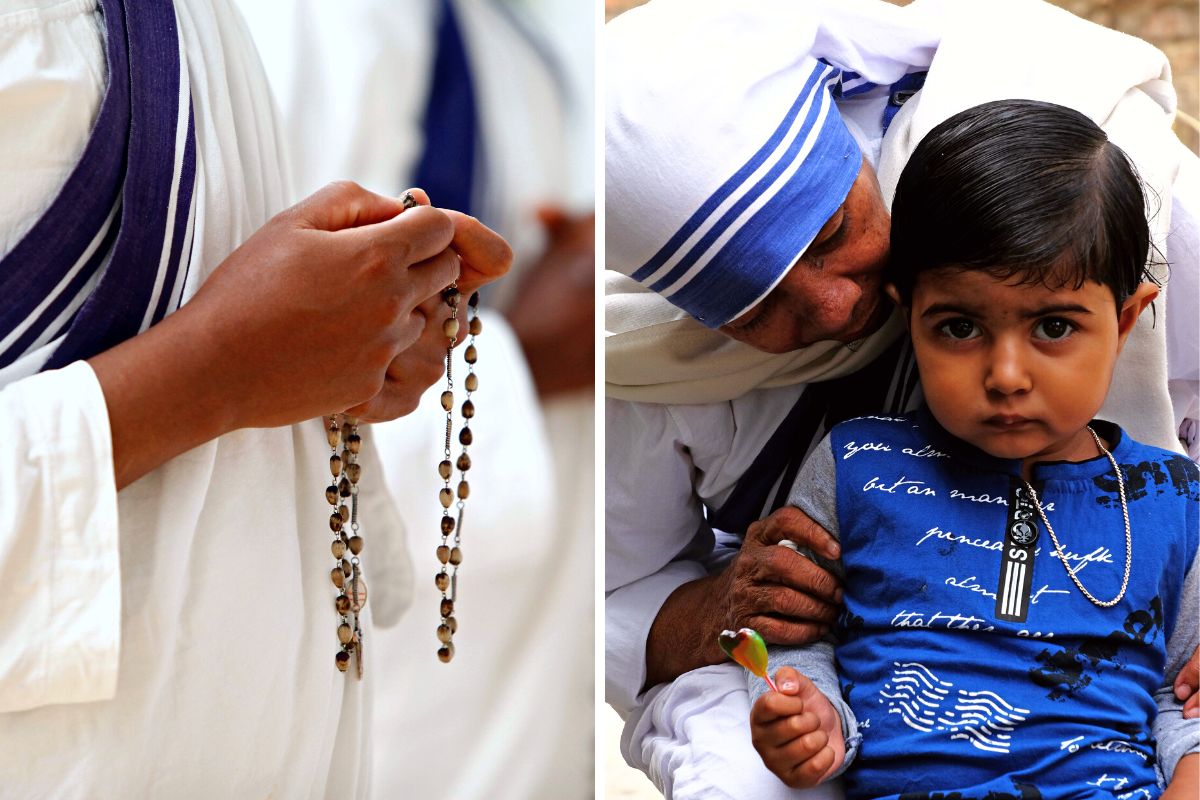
top-left (717, 627), bottom-right (777, 692)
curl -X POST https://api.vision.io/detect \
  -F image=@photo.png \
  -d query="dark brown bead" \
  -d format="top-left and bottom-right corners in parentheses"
top-left (437, 624), bottom-right (453, 644)
top-left (440, 598), bottom-right (454, 618)
top-left (457, 480), bottom-right (470, 500)
top-left (440, 516), bottom-right (456, 535)
top-left (437, 545), bottom-right (451, 564)
top-left (435, 572), bottom-right (450, 592)
top-left (329, 513), bottom-right (343, 532)
top-left (336, 650), bottom-right (351, 671)
top-left (329, 454), bottom-right (342, 477)
top-left (440, 391), bottom-right (454, 412)
top-left (347, 463), bottom-right (362, 484)
top-left (325, 485), bottom-right (338, 505)
top-left (446, 616), bottom-right (458, 634)
top-left (338, 504), bottom-right (350, 523)
top-left (331, 540), bottom-right (346, 559)
top-left (340, 530), bottom-right (350, 546)
top-left (439, 488), bottom-right (454, 508)
top-left (348, 535), bottom-right (363, 555)
top-left (438, 460), bottom-right (452, 480)
top-left (341, 559), bottom-right (352, 577)
top-left (347, 434), bottom-right (362, 454)
top-left (465, 373), bottom-right (479, 392)
top-left (449, 546), bottom-right (463, 566)
top-left (459, 427), bottom-right (473, 446)
top-left (456, 453), bottom-right (471, 472)
top-left (437, 645), bottom-right (454, 663)
top-left (443, 286), bottom-right (460, 306)
top-left (341, 448), bottom-right (352, 467)
top-left (331, 567), bottom-right (345, 588)
top-left (464, 344), bottom-right (478, 364)
top-left (341, 421), bottom-right (353, 443)
top-left (326, 424), bottom-right (341, 449)
top-left (335, 594), bottom-right (351, 614)
top-left (338, 623), bottom-right (353, 645)
top-left (461, 400), bottom-right (475, 419)
top-left (469, 316), bottom-right (482, 336)
top-left (339, 477), bottom-right (352, 497)
top-left (468, 291), bottom-right (479, 308)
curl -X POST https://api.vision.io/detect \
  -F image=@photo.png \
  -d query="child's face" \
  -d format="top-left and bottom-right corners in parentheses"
top-left (902, 268), bottom-right (1155, 467)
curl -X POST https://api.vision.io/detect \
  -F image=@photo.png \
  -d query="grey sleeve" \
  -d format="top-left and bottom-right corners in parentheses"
top-left (1154, 552), bottom-right (1200, 786)
top-left (746, 434), bottom-right (861, 775)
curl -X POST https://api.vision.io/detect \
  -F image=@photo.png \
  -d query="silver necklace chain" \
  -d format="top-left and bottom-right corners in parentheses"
top-left (1021, 426), bottom-right (1131, 608)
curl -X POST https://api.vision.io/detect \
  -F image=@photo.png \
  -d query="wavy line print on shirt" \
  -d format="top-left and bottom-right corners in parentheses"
top-left (1028, 597), bottom-right (1163, 702)
top-left (878, 662), bottom-right (1031, 754)
top-left (898, 779), bottom-right (1043, 800)
top-left (1092, 456), bottom-right (1199, 507)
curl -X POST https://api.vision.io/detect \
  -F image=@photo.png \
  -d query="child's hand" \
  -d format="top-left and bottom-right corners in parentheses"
top-left (749, 666), bottom-right (845, 788)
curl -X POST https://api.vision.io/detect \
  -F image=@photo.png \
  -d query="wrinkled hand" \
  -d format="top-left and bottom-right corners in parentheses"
top-left (1175, 646), bottom-right (1200, 719)
top-left (750, 666), bottom-right (845, 788)
top-left (710, 507), bottom-right (843, 647)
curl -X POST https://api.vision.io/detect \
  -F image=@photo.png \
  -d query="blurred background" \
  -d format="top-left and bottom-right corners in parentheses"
top-left (602, 0), bottom-right (1198, 796)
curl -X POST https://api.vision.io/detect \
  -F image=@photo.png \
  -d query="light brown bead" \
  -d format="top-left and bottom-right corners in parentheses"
top-left (436, 545), bottom-right (451, 564)
top-left (469, 316), bottom-right (482, 336)
top-left (440, 598), bottom-right (455, 617)
top-left (331, 540), bottom-right (346, 559)
top-left (457, 480), bottom-right (470, 500)
top-left (347, 463), bottom-right (362, 484)
top-left (437, 645), bottom-right (455, 663)
top-left (325, 485), bottom-right (338, 505)
top-left (329, 454), bottom-right (342, 477)
top-left (326, 424), bottom-right (341, 449)
top-left (438, 460), bottom-right (452, 480)
top-left (329, 513), bottom-right (343, 532)
top-left (335, 594), bottom-right (351, 614)
top-left (461, 400), bottom-right (475, 419)
top-left (437, 624), bottom-right (453, 644)
top-left (341, 421), bottom-right (353, 442)
top-left (459, 427), bottom-right (473, 446)
top-left (338, 623), bottom-right (353, 645)
top-left (440, 391), bottom-right (454, 412)
top-left (344, 416), bottom-right (359, 426)
top-left (464, 344), bottom-right (478, 364)
top-left (456, 453), bottom-right (471, 472)
top-left (331, 567), bottom-right (345, 588)
top-left (439, 488), bottom-right (454, 508)
top-left (446, 616), bottom-right (458, 634)
top-left (465, 373), bottom-right (479, 392)
top-left (348, 535), bottom-right (363, 555)
top-left (435, 572), bottom-right (450, 592)
top-left (440, 516), bottom-right (456, 535)
top-left (339, 477), bottom-right (352, 497)
top-left (336, 650), bottom-right (351, 671)
top-left (338, 504), bottom-right (350, 523)
top-left (449, 546), bottom-right (463, 566)
top-left (347, 434), bottom-right (362, 454)
top-left (443, 318), bottom-right (460, 339)
top-left (341, 448), bottom-right (352, 467)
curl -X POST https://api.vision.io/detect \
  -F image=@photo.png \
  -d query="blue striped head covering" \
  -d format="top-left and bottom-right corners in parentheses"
top-left (606, 1), bottom-right (861, 328)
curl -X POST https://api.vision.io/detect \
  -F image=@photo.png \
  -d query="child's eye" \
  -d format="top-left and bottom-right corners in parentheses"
top-left (1033, 318), bottom-right (1075, 341)
top-left (938, 318), bottom-right (979, 341)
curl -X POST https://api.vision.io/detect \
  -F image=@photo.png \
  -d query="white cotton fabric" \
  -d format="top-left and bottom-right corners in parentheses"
top-left (0, 1), bottom-right (411, 796)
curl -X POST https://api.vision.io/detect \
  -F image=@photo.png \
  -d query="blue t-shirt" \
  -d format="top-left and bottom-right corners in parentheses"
top-left (823, 411), bottom-right (1197, 798)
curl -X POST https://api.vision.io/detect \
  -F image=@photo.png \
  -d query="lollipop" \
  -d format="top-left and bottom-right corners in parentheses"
top-left (718, 627), bottom-right (778, 692)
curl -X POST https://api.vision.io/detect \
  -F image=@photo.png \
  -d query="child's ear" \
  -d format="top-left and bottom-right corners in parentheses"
top-left (884, 283), bottom-right (909, 321)
top-left (1115, 282), bottom-right (1159, 351)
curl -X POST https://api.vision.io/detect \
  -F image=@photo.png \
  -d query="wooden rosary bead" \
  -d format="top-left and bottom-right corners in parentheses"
top-left (439, 488), bottom-right (454, 508)
top-left (331, 539), bottom-right (346, 559)
top-left (444, 286), bottom-right (460, 306)
top-left (348, 535), bottom-right (363, 555)
top-left (338, 504), bottom-right (350, 523)
top-left (449, 546), bottom-right (463, 566)
top-left (440, 391), bottom-right (454, 412)
top-left (331, 567), bottom-right (345, 588)
top-left (329, 454), bottom-right (342, 477)
top-left (341, 447), bottom-right (352, 467)
top-left (464, 344), bottom-right (477, 364)
top-left (469, 316), bottom-right (482, 336)
top-left (443, 318), bottom-right (460, 338)
top-left (437, 545), bottom-right (451, 564)
top-left (338, 623), bottom-right (353, 645)
top-left (461, 400), bottom-right (475, 419)
top-left (341, 559), bottom-right (352, 577)
top-left (438, 460), bottom-right (452, 480)
top-left (468, 291), bottom-right (479, 308)
top-left (335, 594), bottom-right (351, 614)
top-left (437, 644), bottom-right (454, 663)
top-left (440, 516), bottom-right (456, 535)
top-left (465, 373), bottom-right (478, 392)
top-left (329, 513), bottom-right (343, 532)
top-left (341, 420), bottom-right (353, 443)
top-left (457, 480), bottom-right (470, 500)
top-left (459, 428), bottom-right (473, 446)
top-left (326, 485), bottom-right (338, 505)
top-left (346, 463), bottom-right (361, 484)
top-left (440, 598), bottom-right (454, 617)
top-left (336, 650), bottom-right (351, 671)
top-left (435, 572), bottom-right (450, 591)
top-left (446, 616), bottom-right (458, 634)
top-left (437, 624), bottom-right (453, 643)
top-left (326, 424), bottom-right (341, 449)
top-left (339, 477), bottom-right (352, 497)
top-left (347, 434), bottom-right (362, 454)
top-left (456, 453), bottom-right (471, 472)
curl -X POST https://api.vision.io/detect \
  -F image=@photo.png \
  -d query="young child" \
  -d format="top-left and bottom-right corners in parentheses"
top-left (747, 100), bottom-right (1199, 797)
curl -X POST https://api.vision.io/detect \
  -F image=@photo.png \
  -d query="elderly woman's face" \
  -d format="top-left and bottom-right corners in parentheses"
top-left (720, 159), bottom-right (892, 353)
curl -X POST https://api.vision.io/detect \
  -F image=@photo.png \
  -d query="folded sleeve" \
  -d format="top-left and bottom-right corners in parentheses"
top-left (0, 360), bottom-right (121, 712)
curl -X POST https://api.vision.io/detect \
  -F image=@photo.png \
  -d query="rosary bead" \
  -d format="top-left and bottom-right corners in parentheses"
top-left (440, 516), bottom-right (456, 535)
top-left (341, 420), bottom-right (353, 441)
top-left (439, 488), bottom-right (454, 508)
top-left (345, 416), bottom-right (359, 426)
top-left (443, 286), bottom-right (460, 306)
top-left (459, 427), bottom-right (474, 446)
top-left (335, 594), bottom-right (351, 614)
top-left (437, 623), bottom-right (453, 644)
top-left (468, 291), bottom-right (480, 308)
top-left (438, 460), bottom-right (452, 480)
top-left (446, 615), bottom-right (458, 634)
top-left (326, 485), bottom-right (338, 505)
top-left (326, 424), bottom-right (341, 449)
top-left (331, 539), bottom-right (346, 559)
top-left (449, 546), bottom-right (463, 566)
top-left (440, 598), bottom-right (455, 617)
top-left (464, 344), bottom-right (478, 364)
top-left (336, 650), bottom-right (351, 671)
top-left (437, 644), bottom-right (455, 663)
top-left (339, 477), bottom-right (352, 497)
top-left (443, 318), bottom-right (460, 339)
top-left (457, 480), bottom-right (470, 500)
top-left (329, 454), bottom-right (342, 477)
top-left (338, 623), bottom-right (353, 645)
top-left (437, 545), bottom-right (451, 564)
top-left (435, 572), bottom-right (450, 592)
top-left (331, 567), bottom-right (345, 588)
top-left (347, 434), bottom-right (362, 454)
top-left (338, 504), bottom-right (350, 523)
top-left (347, 462), bottom-right (362, 484)
top-left (329, 513), bottom-right (343, 532)
top-left (341, 558), bottom-right (352, 577)
top-left (348, 535), bottom-right (364, 555)
top-left (464, 373), bottom-right (478, 392)
top-left (340, 530), bottom-right (350, 546)
top-left (469, 316), bottom-right (482, 336)
top-left (456, 453), bottom-right (471, 472)
top-left (341, 447), bottom-right (352, 467)
top-left (461, 400), bottom-right (475, 419)
top-left (440, 391), bottom-right (454, 411)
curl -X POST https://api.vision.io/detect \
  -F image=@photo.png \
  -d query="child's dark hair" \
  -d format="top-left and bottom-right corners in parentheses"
top-left (887, 99), bottom-right (1154, 310)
